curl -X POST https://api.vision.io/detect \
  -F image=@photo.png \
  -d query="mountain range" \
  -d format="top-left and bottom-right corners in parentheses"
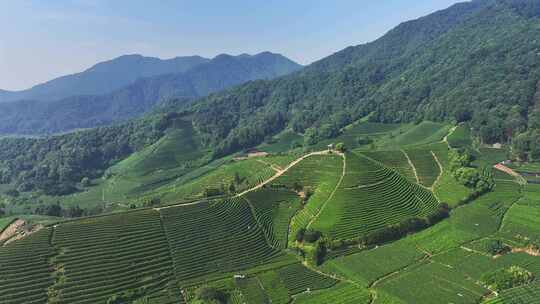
top-left (0, 52), bottom-right (302, 135)
top-left (0, 54), bottom-right (209, 103)
top-left (2, 0), bottom-right (540, 195)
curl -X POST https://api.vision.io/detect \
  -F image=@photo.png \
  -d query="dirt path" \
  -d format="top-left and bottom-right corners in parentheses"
top-left (293, 261), bottom-right (371, 302)
top-left (369, 254), bottom-right (431, 288)
top-left (460, 245), bottom-right (492, 257)
top-left (401, 150), bottom-right (420, 184)
top-left (443, 126), bottom-right (458, 148)
top-left (344, 179), bottom-right (386, 190)
top-left (0, 219), bottom-right (25, 244)
top-left (235, 150), bottom-right (333, 198)
top-left (430, 151), bottom-right (444, 192)
top-left (301, 261), bottom-right (363, 288)
top-left (493, 163), bottom-right (527, 185)
top-left (0, 219), bottom-right (44, 246)
top-left (155, 150), bottom-right (333, 211)
top-left (306, 153), bottom-right (346, 229)
top-left (154, 199), bottom-right (208, 211)
top-left (256, 159), bottom-right (282, 172)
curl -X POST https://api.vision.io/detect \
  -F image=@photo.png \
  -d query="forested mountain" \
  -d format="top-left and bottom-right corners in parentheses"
top-left (191, 0), bottom-right (540, 159)
top-left (0, 54), bottom-right (209, 103)
top-left (0, 113), bottom-right (178, 195)
top-left (0, 52), bottom-right (302, 135)
top-left (3, 0), bottom-right (540, 196)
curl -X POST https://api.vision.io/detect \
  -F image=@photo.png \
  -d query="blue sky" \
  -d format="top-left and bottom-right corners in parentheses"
top-left (0, 0), bottom-right (464, 90)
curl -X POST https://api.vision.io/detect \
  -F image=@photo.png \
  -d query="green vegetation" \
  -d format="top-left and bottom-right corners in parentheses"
top-left (160, 198), bottom-right (284, 283)
top-left (276, 263), bottom-right (337, 294)
top-left (484, 281), bottom-right (540, 304)
top-left (0, 216), bottom-right (15, 232)
top-left (271, 154), bottom-right (343, 243)
top-left (499, 183), bottom-right (540, 245)
top-left (0, 114), bottom-right (174, 196)
top-left (378, 261), bottom-right (488, 303)
top-left (377, 122), bottom-right (450, 149)
top-left (194, 286), bottom-right (226, 304)
top-left (481, 266), bottom-right (535, 292)
top-left (244, 188), bottom-right (302, 248)
top-left (235, 277), bottom-right (269, 303)
top-left (404, 148), bottom-right (440, 187)
top-left (0, 130), bottom-right (537, 304)
top-left (311, 152), bottom-right (440, 240)
top-left (321, 240), bottom-right (425, 286)
top-left (192, 0), bottom-right (540, 162)
top-left (360, 150), bottom-right (416, 183)
top-left (293, 283), bottom-right (371, 304)
top-left (312, 122), bottom-right (409, 151)
top-left (0, 53), bottom-right (301, 136)
top-left (447, 125), bottom-right (473, 148)
top-left (5, 1), bottom-right (540, 302)
top-left (50, 210), bottom-right (179, 304)
top-left (151, 157), bottom-right (274, 203)
top-left (0, 228), bottom-right (54, 304)
top-left (258, 130), bottom-right (304, 153)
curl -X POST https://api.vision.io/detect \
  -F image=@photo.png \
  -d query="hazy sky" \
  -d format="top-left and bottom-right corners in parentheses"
top-left (0, 0), bottom-right (464, 91)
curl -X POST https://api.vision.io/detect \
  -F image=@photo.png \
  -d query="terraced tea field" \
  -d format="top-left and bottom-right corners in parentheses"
top-left (313, 122), bottom-right (409, 150)
top-left (182, 262), bottom-right (340, 304)
top-left (377, 121), bottom-right (450, 149)
top-left (293, 283), bottom-right (372, 304)
top-left (0, 228), bottom-right (54, 304)
top-left (378, 261), bottom-right (488, 303)
top-left (160, 198), bottom-right (284, 284)
top-left (321, 240), bottom-right (425, 286)
top-left (271, 154), bottom-right (343, 241)
top-left (50, 210), bottom-right (179, 304)
top-left (1, 128), bottom-right (538, 304)
top-left (360, 150), bottom-right (416, 183)
top-left (276, 263), bottom-right (337, 294)
top-left (484, 281), bottom-right (540, 304)
top-left (404, 148), bottom-right (440, 187)
top-left (159, 157), bottom-right (277, 200)
top-left (244, 188), bottom-right (302, 248)
top-left (498, 183), bottom-right (540, 244)
top-left (311, 152), bottom-right (440, 239)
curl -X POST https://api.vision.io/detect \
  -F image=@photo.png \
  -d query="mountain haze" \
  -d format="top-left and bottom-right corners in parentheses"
top-left (0, 52), bottom-right (302, 135)
top-left (0, 54), bottom-right (210, 103)
top-left (2, 0), bottom-right (540, 196)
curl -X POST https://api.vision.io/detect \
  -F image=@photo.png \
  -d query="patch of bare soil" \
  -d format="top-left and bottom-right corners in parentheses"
top-left (0, 219), bottom-right (25, 243)
top-left (512, 246), bottom-right (540, 257)
top-left (0, 219), bottom-right (44, 246)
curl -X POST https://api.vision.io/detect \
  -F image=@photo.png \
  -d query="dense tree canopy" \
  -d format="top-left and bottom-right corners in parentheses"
top-left (0, 114), bottom-right (177, 195)
top-left (190, 0), bottom-right (540, 158)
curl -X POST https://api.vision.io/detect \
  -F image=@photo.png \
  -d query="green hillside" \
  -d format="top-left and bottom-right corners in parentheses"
top-left (1, 124), bottom-right (539, 303)
top-left (2, 1), bottom-right (540, 303)
top-left (0, 53), bottom-right (302, 135)
top-left (310, 152), bottom-right (440, 239)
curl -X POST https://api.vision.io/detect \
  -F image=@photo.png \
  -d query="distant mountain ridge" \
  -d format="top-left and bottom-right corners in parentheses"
top-left (0, 54), bottom-right (210, 103)
top-left (0, 52), bottom-right (302, 135)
